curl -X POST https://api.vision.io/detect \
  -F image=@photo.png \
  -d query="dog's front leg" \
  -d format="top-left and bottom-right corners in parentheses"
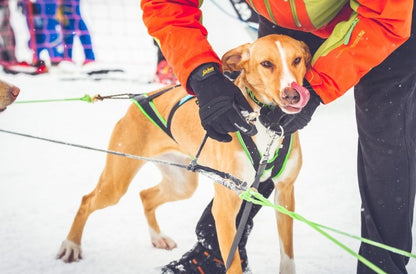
top-left (212, 184), bottom-right (243, 274)
top-left (275, 181), bottom-right (296, 274)
top-left (273, 133), bottom-right (301, 274)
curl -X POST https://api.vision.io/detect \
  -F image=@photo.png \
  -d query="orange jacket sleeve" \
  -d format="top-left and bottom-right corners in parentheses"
top-left (307, 0), bottom-right (413, 104)
top-left (141, 0), bottom-right (221, 93)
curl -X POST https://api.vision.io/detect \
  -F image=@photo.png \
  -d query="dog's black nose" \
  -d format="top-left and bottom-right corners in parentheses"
top-left (283, 87), bottom-right (300, 105)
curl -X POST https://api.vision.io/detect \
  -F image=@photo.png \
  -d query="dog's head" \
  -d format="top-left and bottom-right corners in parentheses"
top-left (0, 79), bottom-right (20, 113)
top-left (222, 34), bottom-right (311, 114)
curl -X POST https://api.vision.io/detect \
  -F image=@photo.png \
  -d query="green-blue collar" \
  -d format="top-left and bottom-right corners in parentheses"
top-left (245, 88), bottom-right (273, 109)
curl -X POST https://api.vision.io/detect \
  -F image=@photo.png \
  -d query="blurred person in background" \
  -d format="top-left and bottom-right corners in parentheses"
top-left (153, 40), bottom-right (178, 85)
top-left (0, 0), bottom-right (42, 74)
top-left (19, 0), bottom-right (63, 73)
top-left (56, 0), bottom-right (95, 70)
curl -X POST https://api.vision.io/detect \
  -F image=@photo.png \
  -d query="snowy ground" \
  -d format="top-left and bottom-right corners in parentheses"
top-left (0, 1), bottom-right (415, 274)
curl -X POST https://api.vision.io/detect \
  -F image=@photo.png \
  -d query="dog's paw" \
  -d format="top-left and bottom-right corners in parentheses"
top-left (56, 239), bottom-right (83, 263)
top-left (149, 229), bottom-right (177, 250)
top-left (152, 236), bottom-right (177, 250)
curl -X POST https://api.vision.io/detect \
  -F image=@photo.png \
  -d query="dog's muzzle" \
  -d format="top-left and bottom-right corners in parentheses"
top-left (282, 82), bottom-right (310, 113)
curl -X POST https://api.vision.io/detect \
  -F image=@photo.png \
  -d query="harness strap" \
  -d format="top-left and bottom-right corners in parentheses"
top-left (226, 130), bottom-right (282, 270)
top-left (133, 94), bottom-right (174, 139)
top-left (132, 85), bottom-right (194, 141)
top-left (166, 94), bottom-right (195, 138)
top-left (226, 131), bottom-right (292, 269)
top-left (237, 131), bottom-right (293, 180)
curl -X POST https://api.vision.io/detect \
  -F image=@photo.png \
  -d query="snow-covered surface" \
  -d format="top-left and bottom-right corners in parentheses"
top-left (0, 1), bottom-right (415, 274)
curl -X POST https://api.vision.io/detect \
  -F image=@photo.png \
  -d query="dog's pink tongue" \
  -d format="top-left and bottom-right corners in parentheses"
top-left (290, 82), bottom-right (310, 109)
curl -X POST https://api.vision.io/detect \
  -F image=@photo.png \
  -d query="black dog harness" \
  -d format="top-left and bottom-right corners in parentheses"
top-left (132, 85), bottom-right (293, 180)
top-left (132, 85), bottom-right (194, 141)
top-left (240, 88), bottom-right (294, 180)
top-left (237, 132), bottom-right (293, 180)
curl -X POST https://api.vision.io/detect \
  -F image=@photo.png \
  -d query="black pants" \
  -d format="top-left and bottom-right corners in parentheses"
top-left (154, 40), bottom-right (165, 63)
top-left (354, 7), bottom-right (416, 273)
top-left (194, 10), bottom-right (416, 273)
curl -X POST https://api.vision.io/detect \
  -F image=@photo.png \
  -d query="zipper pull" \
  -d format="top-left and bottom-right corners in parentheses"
top-left (344, 17), bottom-right (360, 45)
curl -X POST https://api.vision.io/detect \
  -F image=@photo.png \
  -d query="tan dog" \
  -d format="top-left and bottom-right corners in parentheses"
top-left (0, 79), bottom-right (19, 112)
top-left (57, 34), bottom-right (311, 274)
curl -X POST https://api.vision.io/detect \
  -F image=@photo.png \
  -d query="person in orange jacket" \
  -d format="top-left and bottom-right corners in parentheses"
top-left (151, 0), bottom-right (258, 85)
top-left (141, 1), bottom-right (416, 273)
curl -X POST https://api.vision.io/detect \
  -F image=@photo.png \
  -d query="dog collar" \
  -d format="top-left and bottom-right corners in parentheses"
top-left (245, 88), bottom-right (273, 109)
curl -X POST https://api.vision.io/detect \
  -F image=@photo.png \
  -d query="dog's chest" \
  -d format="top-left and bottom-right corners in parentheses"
top-left (253, 121), bottom-right (283, 153)
top-left (235, 121), bottom-right (288, 185)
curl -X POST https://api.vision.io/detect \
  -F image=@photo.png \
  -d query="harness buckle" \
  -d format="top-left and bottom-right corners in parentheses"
top-left (187, 159), bottom-right (198, 172)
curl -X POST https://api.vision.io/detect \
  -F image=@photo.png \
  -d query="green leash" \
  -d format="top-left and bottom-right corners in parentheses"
top-left (14, 92), bottom-right (139, 105)
top-left (240, 188), bottom-right (416, 274)
top-left (15, 94), bottom-right (93, 104)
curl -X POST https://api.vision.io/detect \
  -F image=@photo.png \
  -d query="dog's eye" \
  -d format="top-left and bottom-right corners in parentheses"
top-left (293, 57), bottom-right (302, 66)
top-left (261, 61), bottom-right (273, 68)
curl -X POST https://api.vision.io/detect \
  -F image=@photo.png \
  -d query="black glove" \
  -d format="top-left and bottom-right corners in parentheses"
top-left (188, 63), bottom-right (257, 142)
top-left (259, 81), bottom-right (321, 135)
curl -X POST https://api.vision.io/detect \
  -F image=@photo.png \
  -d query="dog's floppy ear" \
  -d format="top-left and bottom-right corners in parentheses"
top-left (221, 43), bottom-right (251, 72)
top-left (300, 41), bottom-right (312, 70)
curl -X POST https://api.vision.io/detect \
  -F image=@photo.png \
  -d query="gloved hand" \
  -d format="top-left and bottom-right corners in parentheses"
top-left (259, 81), bottom-right (321, 135)
top-left (188, 63), bottom-right (257, 142)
